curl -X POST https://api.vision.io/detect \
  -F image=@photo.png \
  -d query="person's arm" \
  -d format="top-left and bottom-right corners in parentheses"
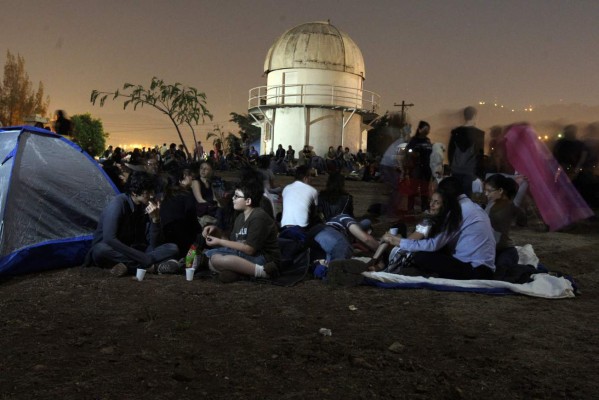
top-left (348, 224), bottom-right (379, 251)
top-left (205, 235), bottom-right (256, 255)
top-left (102, 197), bottom-right (153, 266)
top-left (512, 175), bottom-right (528, 208)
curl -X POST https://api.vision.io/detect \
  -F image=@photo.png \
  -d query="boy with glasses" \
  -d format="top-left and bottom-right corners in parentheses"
top-left (202, 178), bottom-right (281, 283)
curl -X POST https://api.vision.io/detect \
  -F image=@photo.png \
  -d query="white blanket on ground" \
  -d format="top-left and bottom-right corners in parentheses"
top-left (362, 245), bottom-right (575, 299)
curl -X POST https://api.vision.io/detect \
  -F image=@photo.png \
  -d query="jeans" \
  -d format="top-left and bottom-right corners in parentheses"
top-left (91, 242), bottom-right (179, 274)
top-left (203, 246), bottom-right (266, 265)
top-left (314, 226), bottom-right (353, 263)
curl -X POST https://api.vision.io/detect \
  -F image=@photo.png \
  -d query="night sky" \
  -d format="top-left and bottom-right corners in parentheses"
top-left (3, 0), bottom-right (598, 148)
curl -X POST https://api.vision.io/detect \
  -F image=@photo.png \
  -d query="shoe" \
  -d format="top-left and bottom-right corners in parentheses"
top-left (110, 263), bottom-right (128, 277)
top-left (218, 270), bottom-right (242, 283)
top-left (157, 259), bottom-right (181, 274)
top-left (263, 261), bottom-right (280, 279)
top-left (146, 264), bottom-right (157, 274)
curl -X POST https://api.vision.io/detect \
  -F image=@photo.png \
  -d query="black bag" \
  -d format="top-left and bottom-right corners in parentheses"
top-left (269, 237), bottom-right (311, 287)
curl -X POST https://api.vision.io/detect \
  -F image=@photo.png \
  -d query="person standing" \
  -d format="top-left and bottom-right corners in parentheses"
top-left (405, 120), bottom-right (433, 212)
top-left (53, 110), bottom-right (72, 136)
top-left (448, 106), bottom-right (485, 197)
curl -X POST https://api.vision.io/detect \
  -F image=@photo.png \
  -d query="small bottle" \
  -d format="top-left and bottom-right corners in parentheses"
top-left (185, 244), bottom-right (197, 268)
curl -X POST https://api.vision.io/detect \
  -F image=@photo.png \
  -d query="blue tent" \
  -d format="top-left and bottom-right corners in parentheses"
top-left (0, 126), bottom-right (118, 276)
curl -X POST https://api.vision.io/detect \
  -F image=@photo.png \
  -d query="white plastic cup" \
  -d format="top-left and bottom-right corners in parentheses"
top-left (185, 268), bottom-right (195, 281)
top-left (389, 228), bottom-right (399, 235)
top-left (136, 268), bottom-right (146, 281)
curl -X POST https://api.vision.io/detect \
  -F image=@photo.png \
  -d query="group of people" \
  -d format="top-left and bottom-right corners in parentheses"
top-left (84, 160), bottom-right (526, 285)
top-left (85, 105), bottom-right (595, 284)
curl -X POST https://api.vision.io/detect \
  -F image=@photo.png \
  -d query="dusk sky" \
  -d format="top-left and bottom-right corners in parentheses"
top-left (3, 0), bottom-right (598, 149)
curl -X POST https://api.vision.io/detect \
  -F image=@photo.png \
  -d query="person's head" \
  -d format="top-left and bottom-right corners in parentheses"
top-left (55, 110), bottom-right (66, 119)
top-left (303, 145), bottom-right (310, 151)
top-left (257, 155), bottom-right (270, 169)
top-left (437, 176), bottom-right (464, 198)
top-left (233, 176), bottom-right (263, 211)
top-left (432, 187), bottom-right (463, 235)
top-left (344, 147), bottom-right (350, 153)
top-left (323, 172), bottom-right (347, 195)
top-left (198, 160), bottom-right (214, 180)
top-left (563, 124), bottom-right (577, 140)
top-left (145, 157), bottom-right (159, 175)
top-left (463, 106), bottom-right (477, 122)
top-left (125, 171), bottom-right (156, 205)
top-left (328, 146), bottom-right (334, 152)
top-left (278, 144), bottom-right (283, 149)
top-left (176, 168), bottom-right (193, 188)
top-left (416, 120), bottom-right (430, 136)
top-left (294, 165), bottom-right (311, 182)
top-left (484, 174), bottom-right (518, 201)
top-left (288, 145), bottom-right (293, 150)
top-left (337, 145), bottom-right (343, 152)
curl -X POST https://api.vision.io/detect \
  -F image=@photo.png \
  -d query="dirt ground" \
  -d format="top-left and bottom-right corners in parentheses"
top-left (1, 172), bottom-right (598, 400)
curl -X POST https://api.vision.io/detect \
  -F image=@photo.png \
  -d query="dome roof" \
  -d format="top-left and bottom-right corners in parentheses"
top-left (264, 21), bottom-right (365, 78)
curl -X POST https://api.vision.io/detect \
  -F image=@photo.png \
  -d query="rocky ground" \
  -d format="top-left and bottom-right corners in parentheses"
top-left (1, 172), bottom-right (597, 399)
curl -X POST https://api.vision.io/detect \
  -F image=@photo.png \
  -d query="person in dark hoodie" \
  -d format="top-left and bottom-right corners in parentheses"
top-left (447, 106), bottom-right (485, 197)
top-left (88, 171), bottom-right (179, 276)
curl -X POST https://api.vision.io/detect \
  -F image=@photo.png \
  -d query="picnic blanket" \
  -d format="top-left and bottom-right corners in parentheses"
top-left (362, 245), bottom-right (575, 299)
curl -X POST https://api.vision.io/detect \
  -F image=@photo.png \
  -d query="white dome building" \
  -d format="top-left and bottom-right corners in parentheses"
top-left (248, 21), bottom-right (380, 157)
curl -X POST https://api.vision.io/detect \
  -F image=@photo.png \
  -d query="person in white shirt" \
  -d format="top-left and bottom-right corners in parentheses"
top-left (279, 165), bottom-right (318, 240)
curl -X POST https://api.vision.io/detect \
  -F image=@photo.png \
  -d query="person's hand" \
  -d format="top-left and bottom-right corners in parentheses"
top-left (202, 225), bottom-right (218, 238)
top-left (205, 235), bottom-right (220, 247)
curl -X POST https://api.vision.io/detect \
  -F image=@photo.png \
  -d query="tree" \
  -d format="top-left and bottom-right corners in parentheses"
top-left (90, 77), bottom-right (212, 157)
top-left (71, 113), bottom-right (109, 157)
top-left (229, 112), bottom-right (261, 143)
top-left (0, 50), bottom-right (50, 126)
top-left (206, 126), bottom-right (241, 158)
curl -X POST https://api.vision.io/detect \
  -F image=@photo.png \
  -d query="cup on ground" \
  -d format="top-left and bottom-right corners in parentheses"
top-left (185, 268), bottom-right (195, 281)
top-left (136, 268), bottom-right (146, 281)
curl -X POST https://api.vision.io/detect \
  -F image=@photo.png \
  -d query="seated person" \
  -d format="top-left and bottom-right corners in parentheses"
top-left (370, 190), bottom-right (459, 273)
top-left (201, 178), bottom-right (281, 283)
top-left (191, 160), bottom-right (225, 228)
top-left (317, 172), bottom-right (354, 221)
top-left (380, 177), bottom-right (496, 280)
top-left (159, 167), bottom-right (200, 260)
top-left (484, 174), bottom-right (526, 270)
top-left (279, 165), bottom-right (318, 240)
top-left (88, 171), bottom-right (179, 276)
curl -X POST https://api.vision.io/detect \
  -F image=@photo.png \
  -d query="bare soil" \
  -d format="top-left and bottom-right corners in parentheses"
top-left (1, 173), bottom-right (598, 400)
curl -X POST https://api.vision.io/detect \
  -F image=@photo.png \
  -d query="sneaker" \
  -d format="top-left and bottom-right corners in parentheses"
top-left (157, 259), bottom-right (181, 274)
top-left (110, 263), bottom-right (128, 277)
top-left (263, 261), bottom-right (280, 279)
top-left (218, 270), bottom-right (242, 283)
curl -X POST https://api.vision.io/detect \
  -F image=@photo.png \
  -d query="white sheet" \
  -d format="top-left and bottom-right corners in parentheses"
top-left (362, 245), bottom-right (575, 299)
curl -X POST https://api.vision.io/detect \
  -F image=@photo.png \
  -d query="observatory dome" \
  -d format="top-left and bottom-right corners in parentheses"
top-left (264, 21), bottom-right (365, 78)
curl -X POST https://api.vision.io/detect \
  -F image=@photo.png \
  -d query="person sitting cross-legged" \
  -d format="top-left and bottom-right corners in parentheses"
top-left (88, 171), bottom-right (179, 276)
top-left (201, 177), bottom-right (281, 283)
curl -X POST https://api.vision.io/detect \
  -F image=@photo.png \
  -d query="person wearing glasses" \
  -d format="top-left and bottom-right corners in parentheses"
top-left (201, 177), bottom-right (281, 283)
